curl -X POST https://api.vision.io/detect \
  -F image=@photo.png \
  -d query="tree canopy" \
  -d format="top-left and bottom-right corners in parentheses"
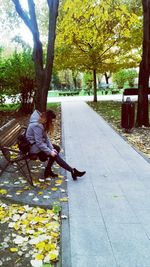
top-left (54, 0), bottom-right (142, 101)
top-left (55, 0), bottom-right (142, 73)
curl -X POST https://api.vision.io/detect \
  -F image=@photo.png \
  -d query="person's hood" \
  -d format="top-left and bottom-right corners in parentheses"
top-left (29, 110), bottom-right (41, 123)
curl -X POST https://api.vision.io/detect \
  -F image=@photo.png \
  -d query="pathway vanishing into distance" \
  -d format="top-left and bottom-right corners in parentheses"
top-left (61, 101), bottom-right (150, 267)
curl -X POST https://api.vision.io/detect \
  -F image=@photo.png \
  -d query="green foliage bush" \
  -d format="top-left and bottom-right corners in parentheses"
top-left (0, 48), bottom-right (35, 113)
top-left (126, 69), bottom-right (138, 87)
top-left (0, 103), bottom-right (20, 111)
top-left (113, 69), bottom-right (137, 89)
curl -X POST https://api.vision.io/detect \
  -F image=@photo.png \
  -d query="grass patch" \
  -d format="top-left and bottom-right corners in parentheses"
top-left (0, 103), bottom-right (20, 111)
top-left (47, 103), bottom-right (60, 109)
top-left (48, 91), bottom-right (59, 97)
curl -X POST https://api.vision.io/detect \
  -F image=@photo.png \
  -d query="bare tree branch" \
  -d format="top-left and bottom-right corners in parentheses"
top-left (12, 0), bottom-right (43, 69)
top-left (11, 0), bottom-right (32, 32)
top-left (27, 0), bottom-right (40, 40)
top-left (46, 0), bottom-right (59, 72)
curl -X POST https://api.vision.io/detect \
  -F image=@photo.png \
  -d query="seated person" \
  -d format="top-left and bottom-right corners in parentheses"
top-left (26, 109), bottom-right (86, 180)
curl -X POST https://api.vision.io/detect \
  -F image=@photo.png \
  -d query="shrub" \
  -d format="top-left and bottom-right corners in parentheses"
top-left (113, 69), bottom-right (137, 89)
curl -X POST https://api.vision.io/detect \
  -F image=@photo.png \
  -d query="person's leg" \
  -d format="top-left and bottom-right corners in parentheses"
top-left (44, 145), bottom-right (86, 180)
top-left (55, 154), bottom-right (72, 172)
top-left (44, 144), bottom-right (60, 178)
top-left (55, 154), bottom-right (86, 181)
top-left (46, 144), bottom-right (60, 170)
top-left (37, 151), bottom-right (48, 162)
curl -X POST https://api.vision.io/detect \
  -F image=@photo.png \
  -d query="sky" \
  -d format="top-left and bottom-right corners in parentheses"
top-left (0, 0), bottom-right (33, 50)
top-left (0, 24), bottom-right (33, 50)
top-left (0, 0), bottom-right (51, 50)
top-left (13, 0), bottom-right (33, 47)
top-left (19, 24), bottom-right (33, 46)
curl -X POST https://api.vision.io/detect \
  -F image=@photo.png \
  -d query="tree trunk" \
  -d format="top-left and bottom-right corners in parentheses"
top-left (136, 0), bottom-right (150, 127)
top-left (136, 62), bottom-right (149, 126)
top-left (35, 70), bottom-right (49, 112)
top-left (104, 72), bottom-right (110, 87)
top-left (12, 0), bottom-right (60, 112)
top-left (72, 70), bottom-right (78, 89)
top-left (19, 76), bottom-right (35, 114)
top-left (35, 0), bottom-right (60, 112)
top-left (93, 69), bottom-right (97, 102)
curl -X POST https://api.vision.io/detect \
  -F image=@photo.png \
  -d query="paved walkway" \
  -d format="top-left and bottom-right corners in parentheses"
top-left (61, 101), bottom-right (150, 267)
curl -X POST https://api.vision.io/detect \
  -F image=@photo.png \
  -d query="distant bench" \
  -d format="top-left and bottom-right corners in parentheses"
top-left (111, 89), bottom-right (121, 94)
top-left (58, 91), bottom-right (80, 96)
top-left (100, 89), bottom-right (121, 95)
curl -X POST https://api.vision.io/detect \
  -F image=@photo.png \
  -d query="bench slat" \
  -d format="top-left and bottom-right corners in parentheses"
top-left (0, 119), bottom-right (34, 186)
top-left (0, 124), bottom-right (21, 138)
top-left (0, 123), bottom-right (20, 137)
top-left (0, 124), bottom-right (22, 147)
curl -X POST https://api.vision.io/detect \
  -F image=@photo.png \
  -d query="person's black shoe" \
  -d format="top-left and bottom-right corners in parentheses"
top-left (50, 171), bottom-right (58, 178)
top-left (71, 168), bottom-right (86, 181)
top-left (44, 170), bottom-right (58, 179)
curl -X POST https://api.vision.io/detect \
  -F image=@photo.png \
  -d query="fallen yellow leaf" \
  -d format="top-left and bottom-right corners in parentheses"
top-left (51, 188), bottom-right (57, 191)
top-left (10, 247), bottom-right (18, 252)
top-left (0, 189), bottom-right (7, 195)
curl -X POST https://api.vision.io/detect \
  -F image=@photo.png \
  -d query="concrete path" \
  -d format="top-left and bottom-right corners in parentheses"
top-left (62, 101), bottom-right (150, 267)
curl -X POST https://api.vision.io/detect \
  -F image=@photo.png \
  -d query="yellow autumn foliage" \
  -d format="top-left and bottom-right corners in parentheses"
top-left (55, 0), bottom-right (142, 73)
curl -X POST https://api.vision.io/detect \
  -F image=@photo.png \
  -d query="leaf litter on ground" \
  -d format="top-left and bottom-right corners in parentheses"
top-left (0, 105), bottom-right (67, 266)
top-left (0, 200), bottom-right (60, 267)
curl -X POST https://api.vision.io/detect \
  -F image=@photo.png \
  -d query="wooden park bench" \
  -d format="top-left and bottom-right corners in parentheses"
top-left (0, 119), bottom-right (34, 186)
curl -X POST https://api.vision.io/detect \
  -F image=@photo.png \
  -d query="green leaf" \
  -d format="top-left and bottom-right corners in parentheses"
top-left (42, 264), bottom-right (53, 267)
top-left (53, 202), bottom-right (61, 214)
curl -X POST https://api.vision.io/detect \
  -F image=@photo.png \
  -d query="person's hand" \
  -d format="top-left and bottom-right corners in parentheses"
top-left (53, 149), bottom-right (58, 154)
top-left (50, 149), bottom-right (58, 157)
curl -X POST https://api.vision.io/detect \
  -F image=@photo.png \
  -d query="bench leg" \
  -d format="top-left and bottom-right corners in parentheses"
top-left (15, 161), bottom-right (29, 180)
top-left (0, 158), bottom-right (34, 187)
top-left (25, 160), bottom-right (34, 186)
top-left (0, 161), bottom-right (10, 176)
top-left (16, 161), bottom-right (34, 187)
top-left (0, 160), bottom-right (27, 178)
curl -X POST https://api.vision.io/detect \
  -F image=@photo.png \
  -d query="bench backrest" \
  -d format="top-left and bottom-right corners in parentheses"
top-left (0, 119), bottom-right (22, 148)
top-left (123, 88), bottom-right (150, 96)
